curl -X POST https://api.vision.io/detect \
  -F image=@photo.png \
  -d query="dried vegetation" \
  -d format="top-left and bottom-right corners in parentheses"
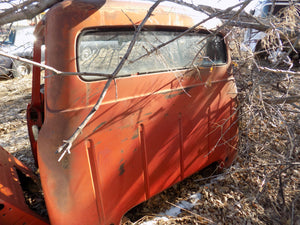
top-left (0, 3), bottom-right (299, 225)
top-left (123, 6), bottom-right (300, 224)
top-left (123, 49), bottom-right (300, 224)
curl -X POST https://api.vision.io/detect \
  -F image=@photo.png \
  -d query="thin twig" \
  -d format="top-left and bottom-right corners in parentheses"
top-left (0, 50), bottom-right (113, 78)
top-left (129, 0), bottom-right (249, 64)
top-left (263, 95), bottom-right (300, 104)
top-left (0, 50), bottom-right (60, 74)
top-left (258, 66), bottom-right (300, 76)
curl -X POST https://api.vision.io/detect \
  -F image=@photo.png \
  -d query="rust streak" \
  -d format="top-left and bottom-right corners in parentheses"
top-left (139, 124), bottom-right (150, 199)
top-left (86, 139), bottom-right (106, 224)
top-left (178, 113), bottom-right (184, 180)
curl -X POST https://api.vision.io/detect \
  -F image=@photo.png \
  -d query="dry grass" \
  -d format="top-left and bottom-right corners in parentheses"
top-left (0, 74), bottom-right (35, 169)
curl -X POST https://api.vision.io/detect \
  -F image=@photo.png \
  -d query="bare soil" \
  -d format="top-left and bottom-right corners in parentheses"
top-left (0, 75), bottom-right (34, 169)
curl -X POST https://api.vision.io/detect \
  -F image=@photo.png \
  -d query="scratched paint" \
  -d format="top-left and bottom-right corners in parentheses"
top-left (95, 140), bottom-right (102, 146)
top-left (121, 138), bottom-right (128, 142)
top-left (164, 90), bottom-right (185, 99)
top-left (131, 129), bottom-right (139, 140)
top-left (93, 121), bottom-right (106, 133)
top-left (119, 163), bottom-right (125, 176)
top-left (163, 87), bottom-right (194, 99)
top-left (119, 124), bottom-right (130, 130)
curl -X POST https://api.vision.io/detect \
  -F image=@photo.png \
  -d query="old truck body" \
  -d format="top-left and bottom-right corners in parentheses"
top-left (1, 0), bottom-right (238, 224)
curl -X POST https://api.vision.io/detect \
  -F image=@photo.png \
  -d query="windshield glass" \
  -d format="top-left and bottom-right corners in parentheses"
top-left (77, 30), bottom-right (227, 80)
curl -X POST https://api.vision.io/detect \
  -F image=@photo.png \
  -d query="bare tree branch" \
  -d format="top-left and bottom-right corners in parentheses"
top-left (0, 0), bottom-right (36, 18)
top-left (130, 0), bottom-right (250, 64)
top-left (0, 50), bottom-right (113, 78)
top-left (263, 95), bottom-right (300, 104)
top-left (225, 21), bottom-right (269, 31)
top-left (258, 66), bottom-right (300, 76)
top-left (0, 0), bottom-right (62, 26)
top-left (56, 0), bottom-right (164, 161)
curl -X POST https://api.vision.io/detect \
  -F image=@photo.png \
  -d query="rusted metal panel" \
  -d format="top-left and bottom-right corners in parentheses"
top-left (31, 0), bottom-right (239, 224)
top-left (27, 31), bottom-right (44, 166)
top-left (0, 146), bottom-right (49, 225)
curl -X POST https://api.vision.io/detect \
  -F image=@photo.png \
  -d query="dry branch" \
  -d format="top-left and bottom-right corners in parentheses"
top-left (263, 95), bottom-right (300, 104)
top-left (0, 0), bottom-right (62, 26)
top-left (130, 0), bottom-right (250, 64)
top-left (0, 50), bottom-right (113, 78)
top-left (165, 0), bottom-right (274, 32)
top-left (0, 0), bottom-right (299, 223)
top-left (56, 0), bottom-right (254, 161)
top-left (0, 0), bottom-right (283, 33)
top-left (258, 66), bottom-right (300, 76)
top-left (0, 0), bottom-right (36, 18)
top-left (56, 0), bottom-right (163, 161)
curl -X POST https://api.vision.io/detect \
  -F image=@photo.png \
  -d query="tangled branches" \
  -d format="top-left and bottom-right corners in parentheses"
top-left (227, 4), bottom-right (300, 223)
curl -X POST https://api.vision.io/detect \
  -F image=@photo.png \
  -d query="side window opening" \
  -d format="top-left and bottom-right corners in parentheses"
top-left (14, 167), bottom-right (48, 218)
top-left (77, 29), bottom-right (227, 81)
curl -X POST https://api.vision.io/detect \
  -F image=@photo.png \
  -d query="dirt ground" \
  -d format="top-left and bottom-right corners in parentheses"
top-left (0, 75), bottom-right (35, 169)
top-left (0, 61), bottom-right (299, 224)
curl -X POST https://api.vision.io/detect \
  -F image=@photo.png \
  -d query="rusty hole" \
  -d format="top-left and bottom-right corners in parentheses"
top-left (29, 110), bottom-right (39, 121)
top-left (15, 168), bottom-right (48, 219)
top-left (0, 204), bottom-right (4, 211)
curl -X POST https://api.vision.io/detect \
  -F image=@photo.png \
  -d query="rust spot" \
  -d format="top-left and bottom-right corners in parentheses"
top-left (131, 129), bottom-right (138, 140)
top-left (119, 124), bottom-right (130, 130)
top-left (61, 155), bottom-right (70, 169)
top-left (121, 138), bottom-right (128, 142)
top-left (73, 96), bottom-right (81, 104)
top-left (164, 90), bottom-right (184, 99)
top-left (164, 87), bottom-right (193, 99)
top-left (119, 163), bottom-right (125, 176)
top-left (93, 121), bottom-right (106, 133)
top-left (149, 108), bottom-right (164, 120)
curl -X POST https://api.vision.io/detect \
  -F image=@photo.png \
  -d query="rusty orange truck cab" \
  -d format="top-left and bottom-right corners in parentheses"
top-left (3, 0), bottom-right (238, 224)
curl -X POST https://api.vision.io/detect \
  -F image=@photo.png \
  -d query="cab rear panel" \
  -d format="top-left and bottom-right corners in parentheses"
top-left (27, 0), bottom-right (238, 224)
